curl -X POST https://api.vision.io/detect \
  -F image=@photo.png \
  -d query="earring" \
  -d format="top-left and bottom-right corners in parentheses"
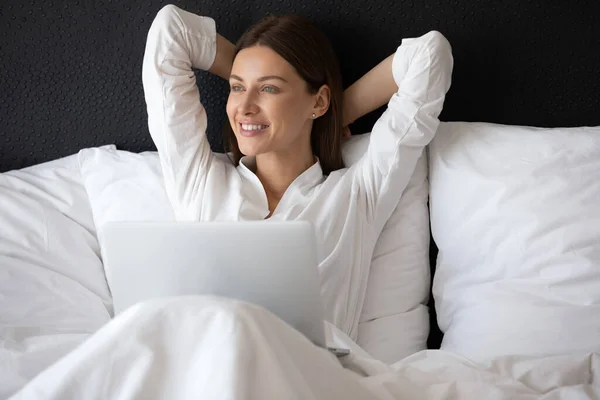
top-left (312, 113), bottom-right (316, 118)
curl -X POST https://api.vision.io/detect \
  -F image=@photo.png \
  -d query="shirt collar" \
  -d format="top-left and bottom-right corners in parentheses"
top-left (237, 155), bottom-right (324, 192)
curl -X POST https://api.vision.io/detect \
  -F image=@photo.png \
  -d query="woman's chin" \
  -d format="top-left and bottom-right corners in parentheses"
top-left (238, 144), bottom-right (266, 157)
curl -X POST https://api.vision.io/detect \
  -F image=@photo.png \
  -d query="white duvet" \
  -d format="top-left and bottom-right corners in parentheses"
top-left (9, 296), bottom-right (598, 400)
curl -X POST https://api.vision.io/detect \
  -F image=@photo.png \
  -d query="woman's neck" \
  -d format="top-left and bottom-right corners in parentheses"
top-left (255, 149), bottom-right (315, 211)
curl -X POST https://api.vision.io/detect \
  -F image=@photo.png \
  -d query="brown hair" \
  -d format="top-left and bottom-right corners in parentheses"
top-left (224, 15), bottom-right (345, 175)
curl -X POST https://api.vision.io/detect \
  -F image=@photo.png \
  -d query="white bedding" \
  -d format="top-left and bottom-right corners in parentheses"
top-left (9, 296), bottom-right (598, 400)
top-left (0, 153), bottom-right (112, 398)
top-left (429, 122), bottom-right (600, 362)
top-left (4, 124), bottom-right (600, 398)
top-left (2, 139), bottom-right (431, 396)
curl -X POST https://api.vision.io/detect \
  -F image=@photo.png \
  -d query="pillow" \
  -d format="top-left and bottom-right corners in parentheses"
top-left (78, 147), bottom-right (175, 227)
top-left (346, 136), bottom-right (431, 363)
top-left (429, 121), bottom-right (600, 362)
top-left (79, 135), bottom-right (431, 363)
top-left (0, 151), bottom-right (112, 397)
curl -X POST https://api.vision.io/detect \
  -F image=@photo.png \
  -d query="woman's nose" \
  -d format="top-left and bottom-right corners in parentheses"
top-left (238, 93), bottom-right (259, 115)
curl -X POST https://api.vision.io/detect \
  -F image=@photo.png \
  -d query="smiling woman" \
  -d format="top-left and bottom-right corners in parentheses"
top-left (223, 15), bottom-right (344, 180)
top-left (140, 2), bottom-right (451, 323)
top-left (133, 2), bottom-right (452, 391)
top-left (227, 45), bottom-right (329, 170)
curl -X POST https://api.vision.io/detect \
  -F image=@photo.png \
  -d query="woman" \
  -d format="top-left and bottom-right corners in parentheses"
top-left (12, 4), bottom-right (453, 399)
top-left (142, 4), bottom-right (452, 337)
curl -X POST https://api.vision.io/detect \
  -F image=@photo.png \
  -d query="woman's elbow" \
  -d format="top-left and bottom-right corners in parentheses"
top-left (425, 30), bottom-right (452, 58)
top-left (426, 31), bottom-right (454, 87)
top-left (149, 4), bottom-right (182, 33)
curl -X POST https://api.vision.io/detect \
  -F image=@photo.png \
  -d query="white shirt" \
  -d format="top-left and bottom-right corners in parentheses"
top-left (142, 4), bottom-right (453, 338)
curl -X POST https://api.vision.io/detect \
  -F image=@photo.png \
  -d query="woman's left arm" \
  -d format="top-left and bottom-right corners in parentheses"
top-left (342, 54), bottom-right (396, 127)
top-left (347, 31), bottom-right (453, 228)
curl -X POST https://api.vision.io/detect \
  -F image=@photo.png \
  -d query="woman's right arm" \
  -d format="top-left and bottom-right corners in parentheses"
top-left (142, 4), bottom-right (234, 220)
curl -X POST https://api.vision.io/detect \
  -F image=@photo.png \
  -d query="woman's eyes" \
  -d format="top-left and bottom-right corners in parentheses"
top-left (262, 86), bottom-right (278, 93)
top-left (229, 85), bottom-right (279, 93)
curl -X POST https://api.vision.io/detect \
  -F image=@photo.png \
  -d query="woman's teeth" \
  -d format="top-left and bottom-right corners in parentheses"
top-left (241, 124), bottom-right (268, 131)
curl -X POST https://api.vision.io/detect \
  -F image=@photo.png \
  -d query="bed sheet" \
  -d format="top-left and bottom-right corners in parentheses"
top-left (9, 296), bottom-right (598, 400)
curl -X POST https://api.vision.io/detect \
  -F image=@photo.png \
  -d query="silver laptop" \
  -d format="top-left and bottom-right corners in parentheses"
top-left (100, 220), bottom-right (329, 349)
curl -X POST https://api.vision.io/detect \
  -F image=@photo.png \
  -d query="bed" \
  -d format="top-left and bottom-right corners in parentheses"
top-left (1, 0), bottom-right (599, 398)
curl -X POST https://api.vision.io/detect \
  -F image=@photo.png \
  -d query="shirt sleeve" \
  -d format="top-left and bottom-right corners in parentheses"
top-left (142, 4), bottom-right (217, 220)
top-left (353, 30), bottom-right (453, 229)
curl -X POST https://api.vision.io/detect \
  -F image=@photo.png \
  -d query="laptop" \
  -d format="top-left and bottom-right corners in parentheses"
top-left (100, 220), bottom-right (341, 352)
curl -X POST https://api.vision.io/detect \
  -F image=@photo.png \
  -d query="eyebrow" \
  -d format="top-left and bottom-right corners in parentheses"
top-left (229, 74), bottom-right (288, 83)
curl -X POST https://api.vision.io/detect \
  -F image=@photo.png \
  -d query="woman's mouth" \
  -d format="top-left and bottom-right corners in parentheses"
top-left (239, 123), bottom-right (269, 137)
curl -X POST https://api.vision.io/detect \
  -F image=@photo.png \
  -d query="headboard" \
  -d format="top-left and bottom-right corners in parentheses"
top-left (2, 0), bottom-right (599, 347)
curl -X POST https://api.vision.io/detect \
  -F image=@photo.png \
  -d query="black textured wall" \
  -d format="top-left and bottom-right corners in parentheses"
top-left (2, 0), bottom-right (600, 349)
top-left (2, 0), bottom-right (600, 171)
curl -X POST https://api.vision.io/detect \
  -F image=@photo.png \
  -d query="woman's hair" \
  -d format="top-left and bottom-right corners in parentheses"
top-left (224, 15), bottom-right (345, 175)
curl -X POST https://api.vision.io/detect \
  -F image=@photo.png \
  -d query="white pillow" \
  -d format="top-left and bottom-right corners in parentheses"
top-left (78, 147), bottom-right (175, 227)
top-left (0, 151), bottom-right (112, 397)
top-left (346, 137), bottom-right (431, 363)
top-left (79, 136), bottom-right (431, 363)
top-left (429, 121), bottom-right (600, 362)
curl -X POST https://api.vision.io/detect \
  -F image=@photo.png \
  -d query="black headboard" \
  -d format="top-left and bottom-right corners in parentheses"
top-left (2, 0), bottom-right (599, 348)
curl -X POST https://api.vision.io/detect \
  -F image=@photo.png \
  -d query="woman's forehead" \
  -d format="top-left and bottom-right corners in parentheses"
top-left (231, 46), bottom-right (299, 82)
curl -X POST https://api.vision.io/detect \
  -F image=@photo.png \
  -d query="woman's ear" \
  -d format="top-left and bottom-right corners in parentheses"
top-left (312, 85), bottom-right (331, 118)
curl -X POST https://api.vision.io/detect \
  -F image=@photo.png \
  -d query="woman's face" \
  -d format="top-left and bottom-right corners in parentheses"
top-left (226, 45), bottom-right (320, 157)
